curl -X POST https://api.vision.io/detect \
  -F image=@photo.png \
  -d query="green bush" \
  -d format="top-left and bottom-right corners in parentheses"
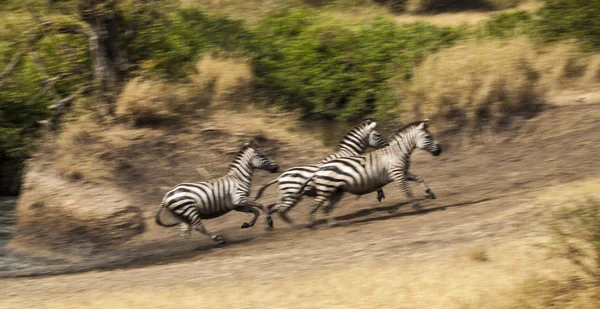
top-left (373, 0), bottom-right (409, 12)
top-left (118, 4), bottom-right (251, 79)
top-left (251, 9), bottom-right (461, 120)
top-left (478, 10), bottom-right (533, 38)
top-left (537, 0), bottom-right (600, 49)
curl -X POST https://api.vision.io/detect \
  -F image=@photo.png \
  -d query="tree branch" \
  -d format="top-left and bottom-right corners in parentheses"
top-left (0, 51), bottom-right (25, 88)
top-left (46, 84), bottom-right (93, 131)
top-left (30, 51), bottom-right (61, 101)
top-left (27, 73), bottom-right (69, 105)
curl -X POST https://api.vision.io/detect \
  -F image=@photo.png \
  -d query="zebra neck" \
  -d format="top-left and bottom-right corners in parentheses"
top-left (338, 136), bottom-right (368, 156)
top-left (228, 166), bottom-right (254, 196)
top-left (328, 148), bottom-right (359, 160)
top-left (390, 136), bottom-right (417, 158)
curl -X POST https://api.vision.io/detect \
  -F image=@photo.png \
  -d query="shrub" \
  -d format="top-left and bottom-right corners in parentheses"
top-left (115, 77), bottom-right (212, 127)
top-left (549, 198), bottom-right (600, 283)
top-left (251, 9), bottom-right (461, 120)
top-left (374, 0), bottom-right (409, 12)
top-left (118, 4), bottom-right (251, 79)
top-left (192, 55), bottom-right (254, 105)
top-left (478, 10), bottom-right (533, 38)
top-left (536, 0), bottom-right (600, 49)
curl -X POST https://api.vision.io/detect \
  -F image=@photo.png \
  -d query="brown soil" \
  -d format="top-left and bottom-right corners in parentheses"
top-left (2, 101), bottom-right (600, 306)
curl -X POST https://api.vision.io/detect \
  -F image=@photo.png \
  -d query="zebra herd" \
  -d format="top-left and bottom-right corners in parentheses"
top-left (155, 119), bottom-right (442, 243)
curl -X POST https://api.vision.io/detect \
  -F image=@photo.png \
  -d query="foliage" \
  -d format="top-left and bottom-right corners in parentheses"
top-left (373, 0), bottom-right (409, 12)
top-left (251, 9), bottom-right (461, 120)
top-left (536, 0), bottom-right (600, 49)
top-left (0, 15), bottom-right (90, 159)
top-left (118, 3), bottom-right (251, 79)
top-left (477, 10), bottom-right (533, 38)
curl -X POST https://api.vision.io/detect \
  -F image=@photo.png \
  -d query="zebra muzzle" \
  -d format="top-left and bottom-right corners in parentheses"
top-left (432, 144), bottom-right (442, 156)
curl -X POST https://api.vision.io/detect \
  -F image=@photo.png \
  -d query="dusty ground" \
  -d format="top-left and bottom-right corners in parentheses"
top-left (1, 101), bottom-right (600, 308)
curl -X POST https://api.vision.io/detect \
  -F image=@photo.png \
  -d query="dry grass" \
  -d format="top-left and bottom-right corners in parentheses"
top-left (191, 55), bottom-right (254, 106)
top-left (534, 43), bottom-right (600, 94)
top-left (53, 116), bottom-right (113, 182)
top-left (115, 77), bottom-right (212, 127)
top-left (401, 38), bottom-right (600, 134)
top-left (402, 38), bottom-right (544, 133)
top-left (0, 239), bottom-right (585, 309)
top-left (186, 0), bottom-right (541, 26)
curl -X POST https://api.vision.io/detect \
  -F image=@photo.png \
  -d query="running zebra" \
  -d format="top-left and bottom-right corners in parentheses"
top-left (254, 120), bottom-right (389, 230)
top-left (155, 141), bottom-right (279, 244)
top-left (297, 119), bottom-right (442, 228)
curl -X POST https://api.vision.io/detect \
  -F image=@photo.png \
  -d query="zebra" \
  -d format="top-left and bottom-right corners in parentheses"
top-left (155, 141), bottom-right (279, 244)
top-left (296, 119), bottom-right (442, 228)
top-left (254, 119), bottom-right (389, 230)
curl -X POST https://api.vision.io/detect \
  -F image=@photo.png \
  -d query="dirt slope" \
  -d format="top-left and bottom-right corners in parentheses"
top-left (2, 101), bottom-right (600, 307)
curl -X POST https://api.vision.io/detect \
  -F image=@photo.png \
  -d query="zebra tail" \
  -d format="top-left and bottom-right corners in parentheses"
top-left (254, 178), bottom-right (278, 200)
top-left (155, 201), bottom-right (179, 228)
top-left (296, 175), bottom-right (316, 197)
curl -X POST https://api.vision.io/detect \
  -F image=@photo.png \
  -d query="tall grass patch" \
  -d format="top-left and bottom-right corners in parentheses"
top-left (404, 39), bottom-right (545, 134)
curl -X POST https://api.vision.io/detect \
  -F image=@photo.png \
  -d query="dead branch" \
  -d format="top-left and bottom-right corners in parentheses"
top-left (27, 73), bottom-right (69, 106)
top-left (46, 84), bottom-right (93, 131)
top-left (0, 51), bottom-right (25, 88)
top-left (30, 51), bottom-right (61, 101)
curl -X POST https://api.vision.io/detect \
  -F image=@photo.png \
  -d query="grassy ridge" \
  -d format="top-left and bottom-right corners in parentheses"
top-left (2, 0), bottom-right (600, 194)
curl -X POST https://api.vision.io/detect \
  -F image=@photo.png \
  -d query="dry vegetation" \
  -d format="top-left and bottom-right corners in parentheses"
top-left (398, 38), bottom-right (600, 134)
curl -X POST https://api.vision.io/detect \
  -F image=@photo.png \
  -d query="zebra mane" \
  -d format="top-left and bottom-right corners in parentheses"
top-left (392, 120), bottom-right (428, 135)
top-left (228, 141), bottom-right (258, 170)
top-left (338, 119), bottom-right (374, 146)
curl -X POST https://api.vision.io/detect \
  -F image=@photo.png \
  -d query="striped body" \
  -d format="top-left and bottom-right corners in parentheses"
top-left (254, 120), bottom-right (389, 229)
top-left (155, 143), bottom-right (279, 243)
top-left (301, 120), bottom-right (442, 228)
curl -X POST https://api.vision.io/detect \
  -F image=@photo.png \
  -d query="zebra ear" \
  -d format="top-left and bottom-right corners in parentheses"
top-left (367, 121), bottom-right (377, 130)
top-left (419, 120), bottom-right (429, 130)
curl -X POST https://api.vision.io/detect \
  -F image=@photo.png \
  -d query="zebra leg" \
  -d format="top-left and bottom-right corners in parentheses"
top-left (179, 223), bottom-right (192, 239)
top-left (276, 195), bottom-right (302, 224)
top-left (306, 196), bottom-right (328, 229)
top-left (323, 191), bottom-right (344, 227)
top-left (376, 188), bottom-right (386, 202)
top-left (190, 214), bottom-right (225, 244)
top-left (389, 169), bottom-right (421, 213)
top-left (406, 172), bottom-right (436, 199)
top-left (235, 198), bottom-right (265, 229)
top-left (265, 195), bottom-right (301, 230)
top-left (235, 205), bottom-right (261, 229)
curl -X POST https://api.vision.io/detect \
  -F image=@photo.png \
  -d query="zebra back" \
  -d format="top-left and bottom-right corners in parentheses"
top-left (320, 119), bottom-right (389, 164)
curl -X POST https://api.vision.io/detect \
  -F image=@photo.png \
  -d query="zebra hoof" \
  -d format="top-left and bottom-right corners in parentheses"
top-left (425, 189), bottom-right (436, 199)
top-left (241, 222), bottom-right (251, 229)
top-left (266, 216), bottom-right (274, 230)
top-left (279, 213), bottom-right (294, 224)
top-left (377, 191), bottom-right (386, 202)
top-left (212, 235), bottom-right (226, 244)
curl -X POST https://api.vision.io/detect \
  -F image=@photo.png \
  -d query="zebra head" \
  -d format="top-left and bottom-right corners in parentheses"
top-left (342, 119), bottom-right (389, 153)
top-left (414, 120), bottom-right (442, 156)
top-left (245, 142), bottom-right (280, 173)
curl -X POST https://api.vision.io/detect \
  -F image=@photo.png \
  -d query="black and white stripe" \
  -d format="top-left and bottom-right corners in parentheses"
top-left (298, 119), bottom-right (442, 228)
top-left (254, 120), bottom-right (389, 230)
top-left (155, 142), bottom-right (279, 243)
